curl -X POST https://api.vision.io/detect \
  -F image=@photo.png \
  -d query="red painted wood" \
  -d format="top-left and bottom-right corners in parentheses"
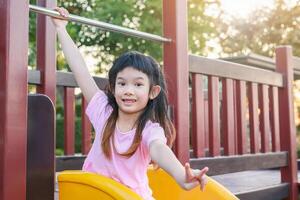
top-left (204, 100), bottom-right (209, 149)
top-left (64, 88), bottom-right (75, 155)
top-left (232, 81), bottom-right (239, 154)
top-left (0, 1), bottom-right (29, 200)
top-left (222, 78), bottom-right (235, 155)
top-left (163, 0), bottom-right (189, 164)
top-left (208, 76), bottom-right (220, 156)
top-left (275, 46), bottom-right (298, 199)
top-left (248, 83), bottom-right (260, 153)
top-left (259, 84), bottom-right (271, 153)
top-left (36, 0), bottom-right (56, 103)
top-left (191, 74), bottom-right (205, 157)
top-left (269, 86), bottom-right (280, 152)
top-left (81, 96), bottom-right (92, 154)
top-left (236, 81), bottom-right (247, 154)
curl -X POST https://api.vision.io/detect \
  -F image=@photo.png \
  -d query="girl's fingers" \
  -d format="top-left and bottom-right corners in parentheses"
top-left (60, 8), bottom-right (69, 17)
top-left (197, 167), bottom-right (209, 180)
top-left (54, 7), bottom-right (69, 18)
top-left (185, 164), bottom-right (209, 191)
top-left (184, 163), bottom-right (194, 181)
top-left (196, 167), bottom-right (208, 191)
top-left (200, 176), bottom-right (208, 191)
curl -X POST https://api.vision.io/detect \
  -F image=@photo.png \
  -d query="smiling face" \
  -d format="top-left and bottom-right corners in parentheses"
top-left (114, 67), bottom-right (152, 116)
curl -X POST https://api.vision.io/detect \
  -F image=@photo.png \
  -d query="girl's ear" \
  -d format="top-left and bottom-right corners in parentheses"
top-left (149, 85), bottom-right (161, 100)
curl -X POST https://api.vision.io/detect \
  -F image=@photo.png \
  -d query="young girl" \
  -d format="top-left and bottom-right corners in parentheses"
top-left (52, 7), bottom-right (209, 200)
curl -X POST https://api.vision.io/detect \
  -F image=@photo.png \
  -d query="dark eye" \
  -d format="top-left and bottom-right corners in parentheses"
top-left (135, 83), bottom-right (143, 87)
top-left (117, 82), bottom-right (125, 86)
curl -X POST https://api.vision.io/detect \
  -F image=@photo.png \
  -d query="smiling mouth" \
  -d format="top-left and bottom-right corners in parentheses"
top-left (122, 99), bottom-right (136, 103)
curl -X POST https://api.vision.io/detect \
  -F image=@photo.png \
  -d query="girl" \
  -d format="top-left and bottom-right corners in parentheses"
top-left (52, 7), bottom-right (209, 200)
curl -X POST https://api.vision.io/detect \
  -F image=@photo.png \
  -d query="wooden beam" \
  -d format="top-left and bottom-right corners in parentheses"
top-left (64, 88), bottom-right (75, 155)
top-left (0, 1), bottom-right (29, 200)
top-left (163, 0), bottom-right (189, 164)
top-left (191, 74), bottom-right (205, 157)
top-left (190, 152), bottom-right (288, 176)
top-left (27, 95), bottom-right (55, 200)
top-left (56, 155), bottom-right (86, 171)
top-left (275, 46), bottom-right (299, 199)
top-left (81, 96), bottom-right (92, 154)
top-left (28, 70), bottom-right (108, 89)
top-left (222, 53), bottom-right (300, 78)
top-left (189, 55), bottom-right (283, 87)
top-left (235, 183), bottom-right (289, 200)
top-left (36, 0), bottom-right (56, 103)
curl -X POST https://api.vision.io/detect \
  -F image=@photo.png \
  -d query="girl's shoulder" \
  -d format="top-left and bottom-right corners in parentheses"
top-left (142, 121), bottom-right (167, 148)
top-left (85, 90), bottom-right (112, 130)
top-left (144, 120), bottom-right (163, 131)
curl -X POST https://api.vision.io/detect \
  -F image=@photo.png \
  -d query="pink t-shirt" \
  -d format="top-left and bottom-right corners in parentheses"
top-left (82, 90), bottom-right (167, 200)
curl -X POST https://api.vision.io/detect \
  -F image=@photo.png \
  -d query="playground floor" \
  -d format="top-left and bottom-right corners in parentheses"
top-left (54, 169), bottom-right (295, 199)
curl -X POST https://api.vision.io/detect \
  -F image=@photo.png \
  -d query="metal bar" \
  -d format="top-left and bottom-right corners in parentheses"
top-left (29, 4), bottom-right (171, 43)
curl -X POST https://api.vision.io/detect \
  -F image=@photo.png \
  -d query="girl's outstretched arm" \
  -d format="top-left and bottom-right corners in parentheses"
top-left (149, 140), bottom-right (209, 191)
top-left (51, 7), bottom-right (99, 103)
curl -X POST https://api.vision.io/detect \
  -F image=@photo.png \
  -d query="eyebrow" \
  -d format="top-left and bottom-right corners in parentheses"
top-left (116, 77), bottom-right (145, 81)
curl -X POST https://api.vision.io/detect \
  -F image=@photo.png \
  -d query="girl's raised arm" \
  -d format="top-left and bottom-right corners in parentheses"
top-left (51, 7), bottom-right (99, 103)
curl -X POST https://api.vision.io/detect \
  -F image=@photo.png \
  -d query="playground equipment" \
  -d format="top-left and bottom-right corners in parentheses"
top-left (1, 1), bottom-right (299, 200)
top-left (29, 5), bottom-right (171, 43)
top-left (58, 168), bottom-right (238, 200)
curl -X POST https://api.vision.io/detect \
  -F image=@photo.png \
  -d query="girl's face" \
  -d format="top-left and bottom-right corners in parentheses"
top-left (114, 67), bottom-right (152, 115)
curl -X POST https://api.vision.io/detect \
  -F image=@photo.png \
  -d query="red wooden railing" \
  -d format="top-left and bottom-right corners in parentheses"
top-left (189, 46), bottom-right (298, 199)
top-left (189, 54), bottom-right (289, 157)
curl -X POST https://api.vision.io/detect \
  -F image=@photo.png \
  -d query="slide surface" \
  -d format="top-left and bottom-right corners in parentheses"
top-left (148, 167), bottom-right (239, 200)
top-left (58, 169), bottom-right (238, 200)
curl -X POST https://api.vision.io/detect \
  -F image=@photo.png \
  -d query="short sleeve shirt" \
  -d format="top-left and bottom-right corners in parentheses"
top-left (82, 90), bottom-right (167, 200)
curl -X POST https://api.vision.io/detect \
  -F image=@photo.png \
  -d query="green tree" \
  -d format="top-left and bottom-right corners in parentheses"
top-left (29, 0), bottom-right (218, 72)
top-left (215, 0), bottom-right (300, 57)
top-left (188, 0), bottom-right (220, 56)
top-left (59, 0), bottom-right (163, 73)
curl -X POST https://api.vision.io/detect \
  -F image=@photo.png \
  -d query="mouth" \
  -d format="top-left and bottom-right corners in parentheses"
top-left (122, 99), bottom-right (136, 104)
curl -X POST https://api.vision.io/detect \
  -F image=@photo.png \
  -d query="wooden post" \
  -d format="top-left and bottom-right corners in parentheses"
top-left (191, 74), bottom-right (205, 157)
top-left (0, 1), bottom-right (29, 200)
top-left (36, 0), bottom-right (57, 103)
top-left (275, 46), bottom-right (298, 200)
top-left (82, 96), bottom-right (92, 154)
top-left (163, 0), bottom-right (189, 164)
top-left (64, 87), bottom-right (75, 155)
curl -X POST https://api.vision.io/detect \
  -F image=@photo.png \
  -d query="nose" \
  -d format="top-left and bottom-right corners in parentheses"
top-left (124, 85), bottom-right (134, 95)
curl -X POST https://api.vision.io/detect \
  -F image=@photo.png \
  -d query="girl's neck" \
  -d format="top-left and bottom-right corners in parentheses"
top-left (117, 110), bottom-right (140, 133)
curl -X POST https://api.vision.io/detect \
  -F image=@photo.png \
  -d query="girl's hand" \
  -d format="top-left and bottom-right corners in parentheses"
top-left (51, 7), bottom-right (69, 28)
top-left (185, 163), bottom-right (209, 191)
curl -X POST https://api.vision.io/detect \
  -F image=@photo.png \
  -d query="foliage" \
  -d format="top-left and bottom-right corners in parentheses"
top-left (29, 0), bottom-right (163, 73)
top-left (188, 0), bottom-right (220, 56)
top-left (29, 0), bottom-right (218, 72)
top-left (215, 0), bottom-right (300, 57)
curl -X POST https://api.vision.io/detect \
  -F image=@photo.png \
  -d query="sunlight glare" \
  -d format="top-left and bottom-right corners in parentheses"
top-left (220, 0), bottom-right (274, 18)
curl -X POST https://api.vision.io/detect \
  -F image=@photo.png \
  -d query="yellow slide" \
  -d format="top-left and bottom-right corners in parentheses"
top-left (58, 169), bottom-right (238, 200)
top-left (148, 167), bottom-right (238, 200)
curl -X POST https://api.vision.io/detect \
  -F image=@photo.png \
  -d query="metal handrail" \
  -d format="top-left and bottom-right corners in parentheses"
top-left (29, 4), bottom-right (171, 43)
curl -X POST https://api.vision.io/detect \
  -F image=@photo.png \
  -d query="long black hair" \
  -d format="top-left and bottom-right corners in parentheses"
top-left (101, 51), bottom-right (176, 158)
